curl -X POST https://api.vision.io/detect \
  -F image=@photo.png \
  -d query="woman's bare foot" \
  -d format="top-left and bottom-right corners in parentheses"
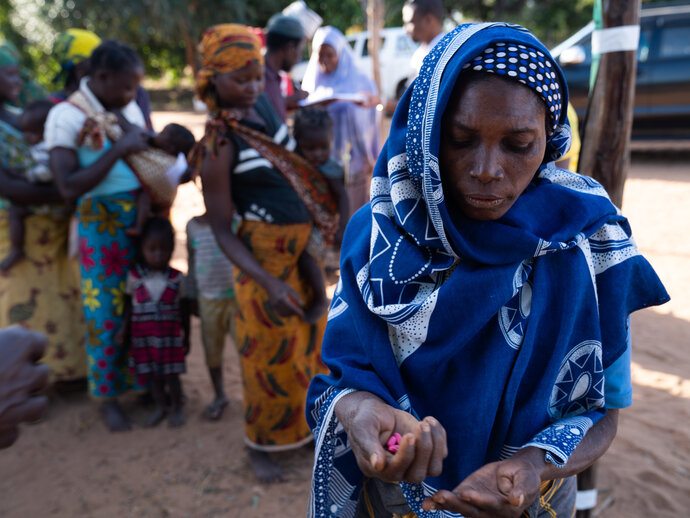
top-left (100, 401), bottom-right (131, 432)
top-left (144, 406), bottom-right (167, 427)
top-left (168, 407), bottom-right (186, 428)
top-left (303, 296), bottom-right (329, 324)
top-left (203, 396), bottom-right (228, 421)
top-left (0, 249), bottom-right (25, 272)
top-left (248, 449), bottom-right (284, 483)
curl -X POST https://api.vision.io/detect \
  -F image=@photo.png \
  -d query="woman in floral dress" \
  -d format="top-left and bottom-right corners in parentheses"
top-left (47, 40), bottom-right (151, 431)
top-left (0, 42), bottom-right (85, 384)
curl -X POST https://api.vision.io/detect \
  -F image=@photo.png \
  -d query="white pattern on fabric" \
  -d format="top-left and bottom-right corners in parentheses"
top-left (589, 224), bottom-right (640, 274)
top-left (327, 278), bottom-right (349, 321)
top-left (540, 167), bottom-right (611, 199)
top-left (523, 415), bottom-right (595, 467)
top-left (499, 279), bottom-right (533, 350)
top-left (548, 340), bottom-right (605, 420)
top-left (308, 387), bottom-right (358, 518)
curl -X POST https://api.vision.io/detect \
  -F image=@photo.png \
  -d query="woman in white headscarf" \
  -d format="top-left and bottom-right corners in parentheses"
top-left (302, 26), bottom-right (380, 218)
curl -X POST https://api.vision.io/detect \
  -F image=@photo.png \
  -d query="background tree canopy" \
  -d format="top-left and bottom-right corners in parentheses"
top-left (0, 0), bottom-right (673, 89)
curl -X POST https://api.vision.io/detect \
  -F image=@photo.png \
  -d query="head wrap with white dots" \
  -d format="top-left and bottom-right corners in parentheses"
top-left (463, 42), bottom-right (562, 133)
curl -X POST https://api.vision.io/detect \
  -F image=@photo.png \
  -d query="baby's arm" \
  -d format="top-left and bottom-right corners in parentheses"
top-left (126, 190), bottom-right (151, 238)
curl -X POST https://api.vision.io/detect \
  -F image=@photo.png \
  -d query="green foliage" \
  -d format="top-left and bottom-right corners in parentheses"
top-left (3, 0), bottom-right (674, 89)
top-left (309, 0), bottom-right (367, 31)
top-left (35, 0), bottom-right (283, 78)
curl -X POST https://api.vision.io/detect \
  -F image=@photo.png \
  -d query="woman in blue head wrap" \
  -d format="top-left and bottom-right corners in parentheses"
top-left (306, 23), bottom-right (669, 518)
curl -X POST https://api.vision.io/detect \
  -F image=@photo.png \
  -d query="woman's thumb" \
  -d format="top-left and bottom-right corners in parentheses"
top-left (497, 472), bottom-right (514, 496)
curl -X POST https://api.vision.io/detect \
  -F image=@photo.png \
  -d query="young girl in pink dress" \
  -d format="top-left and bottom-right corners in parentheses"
top-left (116, 217), bottom-right (190, 427)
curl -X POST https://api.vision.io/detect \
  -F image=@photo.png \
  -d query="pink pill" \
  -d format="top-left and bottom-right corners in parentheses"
top-left (386, 432), bottom-right (402, 453)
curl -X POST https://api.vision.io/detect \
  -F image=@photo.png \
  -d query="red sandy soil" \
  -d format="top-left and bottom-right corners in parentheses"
top-left (0, 112), bottom-right (687, 517)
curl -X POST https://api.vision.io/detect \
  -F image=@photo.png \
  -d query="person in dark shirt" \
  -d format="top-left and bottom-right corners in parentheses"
top-left (264, 14), bottom-right (308, 121)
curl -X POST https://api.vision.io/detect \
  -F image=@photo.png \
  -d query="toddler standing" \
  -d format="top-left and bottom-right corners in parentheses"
top-left (115, 217), bottom-right (190, 427)
top-left (186, 212), bottom-right (237, 421)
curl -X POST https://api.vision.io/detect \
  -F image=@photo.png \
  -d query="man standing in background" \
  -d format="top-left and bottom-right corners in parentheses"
top-left (264, 14), bottom-right (308, 121)
top-left (385, 0), bottom-right (445, 113)
top-left (403, 0), bottom-right (446, 77)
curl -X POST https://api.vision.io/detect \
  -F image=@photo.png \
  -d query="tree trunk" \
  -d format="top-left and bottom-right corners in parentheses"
top-left (366, 0), bottom-right (383, 97)
top-left (576, 2), bottom-right (640, 516)
top-left (178, 17), bottom-right (198, 76)
top-left (366, 0), bottom-right (384, 145)
top-left (577, 0), bottom-right (641, 207)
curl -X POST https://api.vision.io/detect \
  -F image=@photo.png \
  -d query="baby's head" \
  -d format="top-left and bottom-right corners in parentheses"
top-left (19, 99), bottom-right (54, 146)
top-left (138, 217), bottom-right (175, 271)
top-left (294, 107), bottom-right (333, 168)
top-left (152, 123), bottom-right (195, 157)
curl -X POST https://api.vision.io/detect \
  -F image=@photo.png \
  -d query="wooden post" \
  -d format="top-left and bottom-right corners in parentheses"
top-left (366, 0), bottom-right (384, 145)
top-left (577, 0), bottom-right (641, 207)
top-left (576, 2), bottom-right (640, 517)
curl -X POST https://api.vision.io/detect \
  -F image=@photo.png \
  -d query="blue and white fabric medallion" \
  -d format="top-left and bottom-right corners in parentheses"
top-left (306, 23), bottom-right (669, 518)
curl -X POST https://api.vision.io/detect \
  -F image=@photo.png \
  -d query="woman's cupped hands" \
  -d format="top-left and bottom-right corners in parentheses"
top-left (421, 449), bottom-right (544, 518)
top-left (334, 391), bottom-right (448, 483)
top-left (335, 391), bottom-right (542, 518)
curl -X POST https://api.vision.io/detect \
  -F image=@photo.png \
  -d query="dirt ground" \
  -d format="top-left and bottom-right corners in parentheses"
top-left (0, 112), bottom-right (688, 518)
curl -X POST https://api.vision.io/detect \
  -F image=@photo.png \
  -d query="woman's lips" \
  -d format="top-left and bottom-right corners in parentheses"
top-left (464, 195), bottom-right (505, 208)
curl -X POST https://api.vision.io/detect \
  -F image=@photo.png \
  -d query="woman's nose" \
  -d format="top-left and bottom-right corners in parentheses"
top-left (470, 148), bottom-right (504, 182)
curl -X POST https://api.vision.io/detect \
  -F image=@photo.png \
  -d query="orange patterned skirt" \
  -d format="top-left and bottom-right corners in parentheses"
top-left (234, 220), bottom-right (327, 451)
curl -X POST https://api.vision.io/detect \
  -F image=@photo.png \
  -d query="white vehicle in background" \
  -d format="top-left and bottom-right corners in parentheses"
top-left (291, 27), bottom-right (418, 102)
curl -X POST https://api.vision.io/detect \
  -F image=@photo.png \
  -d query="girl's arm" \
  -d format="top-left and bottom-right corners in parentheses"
top-left (0, 167), bottom-right (63, 205)
top-left (201, 139), bottom-right (304, 319)
top-left (50, 128), bottom-right (150, 204)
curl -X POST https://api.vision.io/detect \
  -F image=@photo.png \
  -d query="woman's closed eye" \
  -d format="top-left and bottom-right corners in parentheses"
top-left (504, 139), bottom-right (534, 153)
top-left (446, 134), bottom-right (474, 149)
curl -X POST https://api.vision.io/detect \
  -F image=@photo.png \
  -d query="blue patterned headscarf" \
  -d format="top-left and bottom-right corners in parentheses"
top-left (464, 42), bottom-right (563, 131)
top-left (306, 23), bottom-right (668, 518)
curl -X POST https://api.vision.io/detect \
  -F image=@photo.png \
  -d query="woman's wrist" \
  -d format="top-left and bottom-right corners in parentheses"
top-left (334, 391), bottom-right (380, 430)
top-left (255, 270), bottom-right (279, 293)
top-left (513, 446), bottom-right (551, 482)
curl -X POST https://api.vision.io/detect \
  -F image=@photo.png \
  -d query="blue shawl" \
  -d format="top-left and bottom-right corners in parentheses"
top-left (306, 23), bottom-right (669, 518)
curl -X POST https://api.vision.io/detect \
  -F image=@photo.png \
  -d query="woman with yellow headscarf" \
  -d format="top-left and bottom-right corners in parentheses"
top-left (50, 29), bottom-right (153, 128)
top-left (195, 23), bottom-right (336, 483)
top-left (50, 29), bottom-right (102, 102)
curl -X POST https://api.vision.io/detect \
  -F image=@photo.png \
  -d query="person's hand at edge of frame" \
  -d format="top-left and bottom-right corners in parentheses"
top-left (335, 391), bottom-right (448, 483)
top-left (0, 326), bottom-right (50, 449)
